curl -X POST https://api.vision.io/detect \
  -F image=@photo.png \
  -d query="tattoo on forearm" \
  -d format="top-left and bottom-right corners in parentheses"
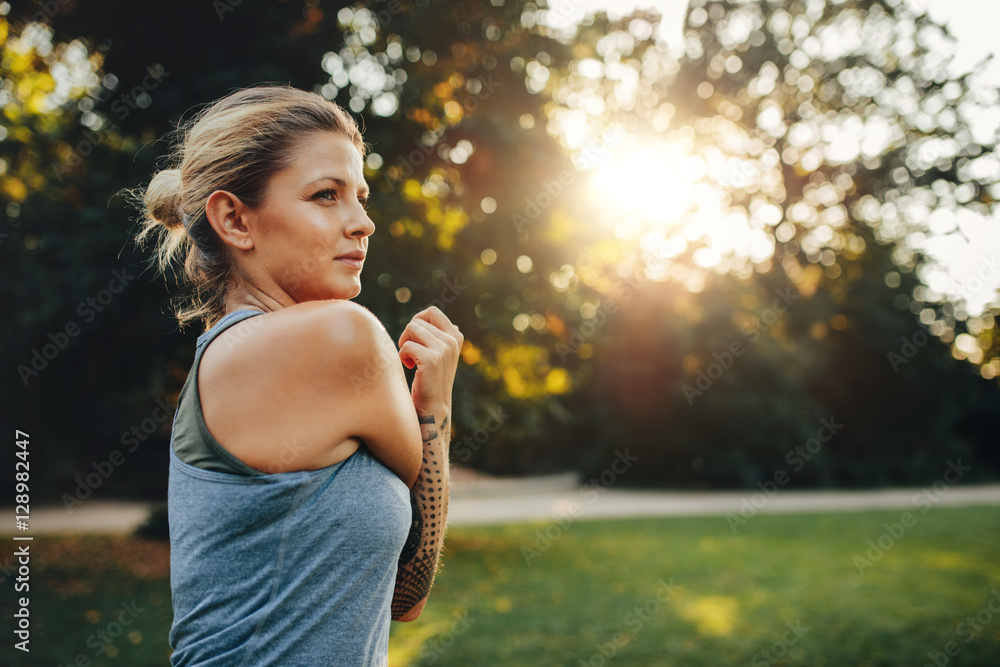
top-left (391, 409), bottom-right (451, 619)
top-left (397, 488), bottom-right (423, 564)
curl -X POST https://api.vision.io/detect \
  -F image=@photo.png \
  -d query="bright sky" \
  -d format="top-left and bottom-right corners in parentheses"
top-left (546, 0), bottom-right (1000, 84)
top-left (543, 0), bottom-right (1000, 318)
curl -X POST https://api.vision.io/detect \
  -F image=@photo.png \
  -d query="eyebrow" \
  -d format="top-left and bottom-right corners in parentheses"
top-left (307, 176), bottom-right (370, 197)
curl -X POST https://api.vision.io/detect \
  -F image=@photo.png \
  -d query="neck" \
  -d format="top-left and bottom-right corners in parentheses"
top-left (224, 277), bottom-right (292, 315)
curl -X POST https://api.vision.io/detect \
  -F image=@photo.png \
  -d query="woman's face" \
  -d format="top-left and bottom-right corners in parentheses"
top-left (249, 130), bottom-right (374, 303)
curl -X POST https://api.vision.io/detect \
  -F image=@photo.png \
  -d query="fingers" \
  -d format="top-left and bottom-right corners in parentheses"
top-left (398, 307), bottom-right (463, 352)
top-left (410, 306), bottom-right (463, 342)
top-left (398, 310), bottom-right (463, 371)
top-left (397, 340), bottom-right (422, 369)
top-left (399, 318), bottom-right (439, 354)
top-left (398, 321), bottom-right (455, 368)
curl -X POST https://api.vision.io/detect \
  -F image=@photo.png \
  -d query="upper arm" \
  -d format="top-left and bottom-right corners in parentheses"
top-left (312, 301), bottom-right (422, 487)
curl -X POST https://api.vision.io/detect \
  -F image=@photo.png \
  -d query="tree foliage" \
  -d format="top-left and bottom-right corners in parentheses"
top-left (1, 0), bottom-right (997, 500)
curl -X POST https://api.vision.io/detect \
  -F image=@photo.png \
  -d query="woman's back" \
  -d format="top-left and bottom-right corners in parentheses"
top-left (167, 309), bottom-right (412, 666)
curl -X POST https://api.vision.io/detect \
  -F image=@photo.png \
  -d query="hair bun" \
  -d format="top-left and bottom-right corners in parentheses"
top-left (145, 168), bottom-right (185, 230)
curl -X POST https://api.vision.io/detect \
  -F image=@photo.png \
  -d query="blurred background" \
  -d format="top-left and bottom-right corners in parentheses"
top-left (2, 0), bottom-right (999, 664)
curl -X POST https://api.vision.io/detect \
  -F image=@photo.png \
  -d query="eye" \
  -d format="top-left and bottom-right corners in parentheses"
top-left (313, 188), bottom-right (338, 202)
top-left (358, 195), bottom-right (371, 210)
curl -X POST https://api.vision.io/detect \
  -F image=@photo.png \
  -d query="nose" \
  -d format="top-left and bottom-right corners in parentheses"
top-left (347, 205), bottom-right (375, 239)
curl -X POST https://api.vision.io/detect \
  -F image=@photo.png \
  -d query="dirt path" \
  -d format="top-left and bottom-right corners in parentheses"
top-left (3, 474), bottom-right (998, 534)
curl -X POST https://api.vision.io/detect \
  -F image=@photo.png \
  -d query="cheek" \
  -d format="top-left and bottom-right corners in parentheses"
top-left (257, 213), bottom-right (316, 275)
top-left (267, 211), bottom-right (317, 256)
top-left (294, 221), bottom-right (345, 280)
top-left (297, 210), bottom-right (340, 247)
top-left (258, 205), bottom-right (343, 281)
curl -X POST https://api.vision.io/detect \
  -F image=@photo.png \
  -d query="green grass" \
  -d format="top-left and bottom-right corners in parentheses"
top-left (388, 507), bottom-right (1000, 667)
top-left (2, 507), bottom-right (999, 666)
top-left (0, 535), bottom-right (174, 666)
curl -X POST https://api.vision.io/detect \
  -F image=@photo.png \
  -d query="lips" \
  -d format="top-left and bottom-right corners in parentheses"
top-left (335, 250), bottom-right (365, 270)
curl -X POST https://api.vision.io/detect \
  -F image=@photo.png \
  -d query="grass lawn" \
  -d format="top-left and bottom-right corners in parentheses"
top-left (2, 506), bottom-right (998, 666)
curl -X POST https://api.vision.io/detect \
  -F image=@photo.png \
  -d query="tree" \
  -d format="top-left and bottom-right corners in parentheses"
top-left (539, 0), bottom-right (999, 484)
top-left (2, 0), bottom-right (997, 498)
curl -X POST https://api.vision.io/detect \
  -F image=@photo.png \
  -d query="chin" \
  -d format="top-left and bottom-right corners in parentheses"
top-left (293, 280), bottom-right (361, 303)
top-left (327, 280), bottom-right (362, 301)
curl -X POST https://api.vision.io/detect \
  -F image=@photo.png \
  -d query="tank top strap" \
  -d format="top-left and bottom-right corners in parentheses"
top-left (172, 309), bottom-right (269, 477)
top-left (196, 309), bottom-right (266, 354)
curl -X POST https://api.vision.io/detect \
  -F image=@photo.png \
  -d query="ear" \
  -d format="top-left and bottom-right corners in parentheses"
top-left (205, 189), bottom-right (255, 251)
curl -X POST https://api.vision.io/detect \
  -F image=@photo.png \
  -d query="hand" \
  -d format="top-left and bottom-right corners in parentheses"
top-left (397, 306), bottom-right (463, 415)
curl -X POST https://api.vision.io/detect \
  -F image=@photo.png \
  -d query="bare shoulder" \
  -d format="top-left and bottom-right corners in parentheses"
top-left (205, 300), bottom-right (399, 415)
top-left (266, 300), bottom-right (391, 381)
top-left (287, 299), bottom-right (383, 343)
top-left (212, 300), bottom-right (384, 370)
top-left (197, 300), bottom-right (395, 473)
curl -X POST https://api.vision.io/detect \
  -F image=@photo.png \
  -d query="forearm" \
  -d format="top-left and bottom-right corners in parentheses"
top-left (390, 402), bottom-right (451, 620)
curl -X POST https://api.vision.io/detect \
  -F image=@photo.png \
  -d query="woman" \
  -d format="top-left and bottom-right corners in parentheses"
top-left (131, 83), bottom-right (461, 666)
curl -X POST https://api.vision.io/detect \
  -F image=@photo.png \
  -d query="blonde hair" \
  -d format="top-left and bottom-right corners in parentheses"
top-left (127, 83), bottom-right (366, 332)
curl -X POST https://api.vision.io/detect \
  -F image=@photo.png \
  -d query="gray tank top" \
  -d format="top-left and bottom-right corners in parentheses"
top-left (167, 308), bottom-right (412, 665)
